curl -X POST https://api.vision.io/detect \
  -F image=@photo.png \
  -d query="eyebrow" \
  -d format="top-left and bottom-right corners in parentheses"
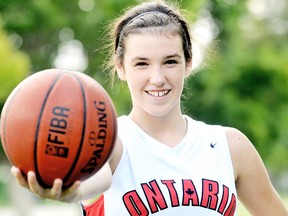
top-left (165, 53), bottom-right (182, 59)
top-left (131, 53), bottom-right (182, 62)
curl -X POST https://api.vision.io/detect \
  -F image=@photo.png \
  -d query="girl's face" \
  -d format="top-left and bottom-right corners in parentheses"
top-left (116, 32), bottom-right (192, 118)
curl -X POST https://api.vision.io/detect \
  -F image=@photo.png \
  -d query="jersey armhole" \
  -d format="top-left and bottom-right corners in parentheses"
top-left (80, 194), bottom-right (104, 216)
top-left (221, 126), bottom-right (237, 183)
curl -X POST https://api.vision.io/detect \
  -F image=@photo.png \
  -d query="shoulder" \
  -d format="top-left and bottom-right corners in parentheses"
top-left (224, 126), bottom-right (251, 152)
top-left (224, 127), bottom-right (254, 155)
top-left (223, 127), bottom-right (254, 180)
top-left (224, 127), bottom-right (265, 194)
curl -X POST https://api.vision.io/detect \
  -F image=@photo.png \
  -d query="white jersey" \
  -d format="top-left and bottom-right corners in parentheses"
top-left (81, 115), bottom-right (237, 216)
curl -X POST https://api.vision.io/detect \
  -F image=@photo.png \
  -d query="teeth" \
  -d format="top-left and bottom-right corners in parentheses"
top-left (147, 90), bottom-right (169, 97)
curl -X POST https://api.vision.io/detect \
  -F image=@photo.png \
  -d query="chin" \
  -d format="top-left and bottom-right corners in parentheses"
top-left (145, 108), bottom-right (174, 118)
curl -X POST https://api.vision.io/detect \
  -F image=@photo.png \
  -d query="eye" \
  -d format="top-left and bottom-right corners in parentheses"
top-left (135, 62), bottom-right (148, 67)
top-left (165, 59), bottom-right (178, 65)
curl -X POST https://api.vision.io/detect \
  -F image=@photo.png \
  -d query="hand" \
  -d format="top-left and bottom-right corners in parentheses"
top-left (11, 166), bottom-right (81, 202)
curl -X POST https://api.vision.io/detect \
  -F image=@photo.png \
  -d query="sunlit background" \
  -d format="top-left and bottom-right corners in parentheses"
top-left (0, 0), bottom-right (288, 215)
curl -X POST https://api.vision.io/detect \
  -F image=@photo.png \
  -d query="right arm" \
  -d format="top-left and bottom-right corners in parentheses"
top-left (80, 135), bottom-right (123, 204)
top-left (11, 136), bottom-right (123, 203)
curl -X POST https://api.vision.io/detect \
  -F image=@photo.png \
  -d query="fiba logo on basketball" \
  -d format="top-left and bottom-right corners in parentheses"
top-left (45, 106), bottom-right (70, 158)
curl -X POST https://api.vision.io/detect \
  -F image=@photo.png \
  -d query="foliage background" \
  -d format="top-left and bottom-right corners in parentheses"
top-left (0, 0), bottom-right (288, 207)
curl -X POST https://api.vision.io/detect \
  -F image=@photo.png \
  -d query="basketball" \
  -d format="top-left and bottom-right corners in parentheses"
top-left (0, 69), bottom-right (117, 188)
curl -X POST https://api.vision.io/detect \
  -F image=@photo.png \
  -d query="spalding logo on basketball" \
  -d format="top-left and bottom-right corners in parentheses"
top-left (0, 69), bottom-right (117, 188)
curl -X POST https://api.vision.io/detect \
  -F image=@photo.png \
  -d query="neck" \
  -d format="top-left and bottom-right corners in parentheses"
top-left (128, 109), bottom-right (187, 147)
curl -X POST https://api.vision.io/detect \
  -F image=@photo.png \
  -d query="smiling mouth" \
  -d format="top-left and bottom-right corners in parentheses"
top-left (146, 90), bottom-right (170, 97)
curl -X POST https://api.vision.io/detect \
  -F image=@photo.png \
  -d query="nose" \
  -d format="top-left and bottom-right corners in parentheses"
top-left (149, 67), bottom-right (166, 86)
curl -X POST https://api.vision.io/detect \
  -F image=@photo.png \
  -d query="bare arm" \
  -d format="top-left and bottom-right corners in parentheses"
top-left (11, 136), bottom-right (123, 203)
top-left (226, 127), bottom-right (288, 215)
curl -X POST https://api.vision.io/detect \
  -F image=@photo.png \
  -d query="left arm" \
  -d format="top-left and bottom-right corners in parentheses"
top-left (225, 127), bottom-right (288, 215)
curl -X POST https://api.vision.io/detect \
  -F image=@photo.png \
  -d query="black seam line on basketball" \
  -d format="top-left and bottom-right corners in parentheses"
top-left (62, 74), bottom-right (87, 186)
top-left (107, 104), bottom-right (117, 167)
top-left (34, 73), bottom-right (64, 189)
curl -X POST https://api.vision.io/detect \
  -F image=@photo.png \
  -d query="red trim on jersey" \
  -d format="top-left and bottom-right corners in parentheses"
top-left (81, 194), bottom-right (104, 216)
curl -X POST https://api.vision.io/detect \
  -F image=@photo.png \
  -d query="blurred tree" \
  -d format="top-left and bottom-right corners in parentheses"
top-left (182, 0), bottom-right (288, 170)
top-left (0, 21), bottom-right (30, 100)
top-left (0, 17), bottom-right (30, 159)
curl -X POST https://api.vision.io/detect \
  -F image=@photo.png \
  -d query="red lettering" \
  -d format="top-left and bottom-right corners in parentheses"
top-left (218, 185), bottom-right (229, 214)
top-left (141, 180), bottom-right (168, 213)
top-left (182, 179), bottom-right (199, 206)
top-left (123, 190), bottom-right (149, 216)
top-left (201, 179), bottom-right (219, 210)
top-left (122, 179), bottom-right (236, 215)
top-left (224, 193), bottom-right (236, 216)
top-left (161, 180), bottom-right (179, 207)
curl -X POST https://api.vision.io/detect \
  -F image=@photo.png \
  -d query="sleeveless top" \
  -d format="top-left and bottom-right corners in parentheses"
top-left (81, 115), bottom-right (237, 216)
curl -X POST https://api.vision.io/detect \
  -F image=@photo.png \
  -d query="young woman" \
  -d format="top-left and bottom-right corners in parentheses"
top-left (12, 0), bottom-right (288, 215)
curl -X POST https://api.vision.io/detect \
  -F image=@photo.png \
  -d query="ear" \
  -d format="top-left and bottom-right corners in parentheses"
top-left (184, 59), bottom-right (192, 77)
top-left (115, 58), bottom-right (126, 81)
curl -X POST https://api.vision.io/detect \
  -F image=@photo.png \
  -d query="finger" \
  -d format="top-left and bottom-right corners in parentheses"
top-left (11, 166), bottom-right (29, 188)
top-left (67, 180), bottom-right (81, 193)
top-left (27, 171), bottom-right (44, 197)
top-left (50, 178), bottom-right (63, 199)
top-left (61, 180), bottom-right (81, 202)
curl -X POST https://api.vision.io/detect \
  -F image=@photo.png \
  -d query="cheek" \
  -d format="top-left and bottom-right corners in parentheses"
top-left (124, 73), bottom-right (139, 91)
top-left (125, 67), bottom-right (147, 83)
top-left (126, 74), bottom-right (150, 97)
top-left (167, 69), bottom-right (185, 85)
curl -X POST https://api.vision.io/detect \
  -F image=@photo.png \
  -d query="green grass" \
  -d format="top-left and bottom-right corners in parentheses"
top-left (238, 202), bottom-right (250, 216)
top-left (0, 182), bottom-right (9, 205)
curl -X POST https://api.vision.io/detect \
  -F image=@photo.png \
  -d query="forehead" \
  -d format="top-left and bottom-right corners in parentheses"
top-left (124, 32), bottom-right (183, 58)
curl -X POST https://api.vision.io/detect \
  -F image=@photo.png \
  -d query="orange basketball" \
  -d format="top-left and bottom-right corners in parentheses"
top-left (0, 69), bottom-right (117, 188)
